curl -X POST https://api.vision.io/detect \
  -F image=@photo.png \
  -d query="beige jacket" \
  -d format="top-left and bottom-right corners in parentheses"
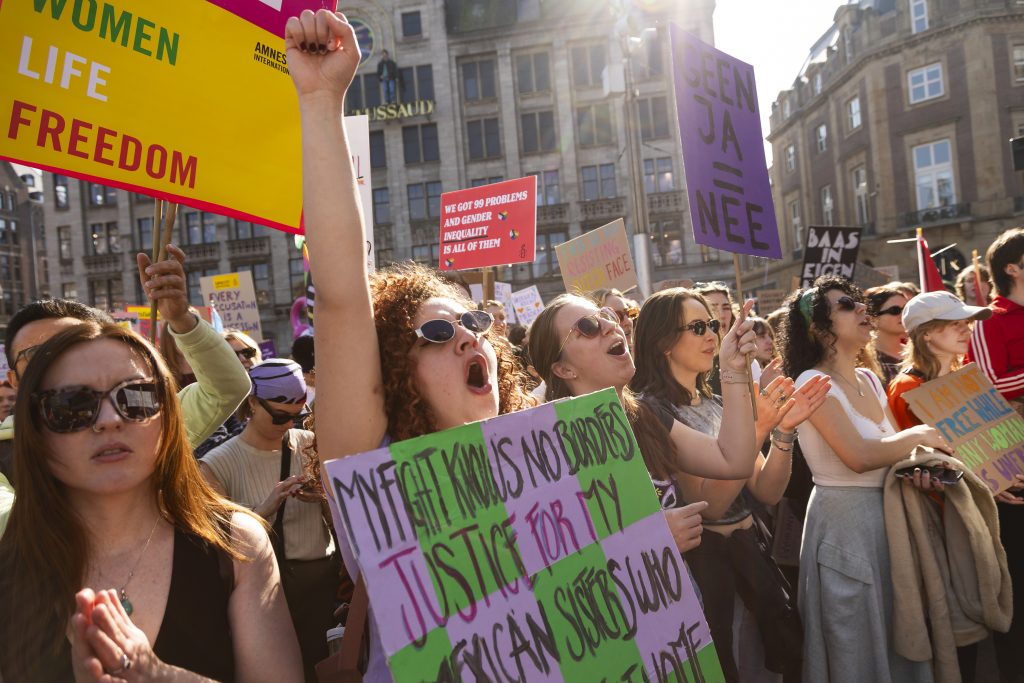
top-left (883, 450), bottom-right (1013, 683)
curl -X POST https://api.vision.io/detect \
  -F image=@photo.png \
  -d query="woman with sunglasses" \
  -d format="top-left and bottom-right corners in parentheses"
top-left (0, 322), bottom-right (301, 682)
top-left (865, 285), bottom-right (911, 385)
top-left (630, 288), bottom-right (829, 683)
top-left (285, 12), bottom-right (532, 681)
top-left (778, 276), bottom-right (952, 683)
top-left (224, 330), bottom-right (263, 370)
top-left (592, 287), bottom-right (637, 343)
top-left (200, 359), bottom-right (335, 681)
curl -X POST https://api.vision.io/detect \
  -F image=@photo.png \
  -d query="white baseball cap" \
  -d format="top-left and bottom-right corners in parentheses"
top-left (902, 291), bottom-right (992, 333)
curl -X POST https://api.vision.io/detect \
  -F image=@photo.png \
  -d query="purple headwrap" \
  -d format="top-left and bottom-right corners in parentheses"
top-left (249, 359), bottom-right (307, 405)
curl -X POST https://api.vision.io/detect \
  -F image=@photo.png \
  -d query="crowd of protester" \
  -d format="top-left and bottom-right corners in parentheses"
top-left (0, 10), bottom-right (1022, 683)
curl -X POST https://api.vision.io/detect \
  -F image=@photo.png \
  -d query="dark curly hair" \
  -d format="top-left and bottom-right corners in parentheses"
top-left (779, 275), bottom-right (864, 379)
top-left (370, 262), bottom-right (532, 442)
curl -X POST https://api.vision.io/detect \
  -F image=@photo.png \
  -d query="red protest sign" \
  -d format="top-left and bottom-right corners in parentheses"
top-left (438, 176), bottom-right (536, 271)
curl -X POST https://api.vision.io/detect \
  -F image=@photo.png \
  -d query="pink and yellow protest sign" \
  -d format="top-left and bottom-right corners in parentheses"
top-left (0, 0), bottom-right (327, 233)
top-left (324, 389), bottom-right (723, 683)
top-left (555, 218), bottom-right (637, 295)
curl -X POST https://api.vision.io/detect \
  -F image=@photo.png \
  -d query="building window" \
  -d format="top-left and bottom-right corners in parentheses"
top-left (89, 221), bottom-right (120, 255)
top-left (790, 200), bottom-right (804, 253)
top-left (236, 262), bottom-right (271, 295)
top-left (910, 0), bottom-right (928, 34)
top-left (289, 251), bottom-right (306, 298)
top-left (643, 35), bottom-right (664, 77)
top-left (812, 72), bottom-right (822, 96)
top-left (402, 123), bottom-right (439, 163)
top-left (571, 43), bottom-right (606, 87)
top-left (234, 221), bottom-right (267, 240)
top-left (521, 111), bottom-right (556, 153)
top-left (816, 124), bottom-right (828, 153)
top-left (401, 10), bottom-right (422, 37)
top-left (398, 64), bottom-right (434, 102)
top-left (467, 118), bottom-right (501, 159)
top-left (853, 166), bottom-right (870, 225)
top-left (407, 181), bottom-right (442, 221)
top-left (581, 164), bottom-right (616, 200)
top-left (471, 176), bottom-right (503, 187)
top-left (576, 103), bottom-right (614, 146)
top-left (58, 225), bottom-right (72, 262)
top-left (137, 217), bottom-right (153, 252)
top-left (847, 97), bottom-right (862, 131)
top-left (650, 224), bottom-right (684, 267)
top-left (183, 212), bottom-right (217, 244)
top-left (54, 175), bottom-right (69, 209)
top-left (643, 158), bottom-right (675, 193)
top-left (88, 183), bottom-right (117, 206)
top-left (844, 28), bottom-right (854, 64)
top-left (528, 170), bottom-right (561, 205)
top-left (1014, 46), bottom-right (1024, 82)
top-left (89, 277), bottom-right (124, 310)
top-left (516, 52), bottom-right (550, 94)
top-left (534, 230), bottom-right (567, 279)
top-left (375, 249), bottom-right (393, 268)
top-left (821, 185), bottom-right (834, 226)
top-left (62, 282), bottom-right (77, 299)
top-left (373, 187), bottom-right (391, 224)
top-left (913, 139), bottom-right (956, 209)
top-left (699, 244), bottom-right (720, 263)
top-left (785, 145), bottom-right (796, 172)
top-left (369, 131), bottom-right (386, 168)
top-left (782, 98), bottom-right (792, 120)
top-left (908, 63), bottom-right (943, 103)
top-left (412, 244), bottom-right (439, 265)
top-left (186, 267), bottom-right (219, 306)
top-left (462, 58), bottom-right (496, 101)
top-left (638, 96), bottom-right (670, 140)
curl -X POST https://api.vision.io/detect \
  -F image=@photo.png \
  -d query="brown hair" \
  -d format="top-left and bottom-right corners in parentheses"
top-left (902, 319), bottom-right (962, 381)
top-left (590, 288), bottom-right (624, 306)
top-left (527, 294), bottom-right (676, 478)
top-left (0, 322), bottom-right (253, 675)
top-left (954, 264), bottom-right (991, 304)
top-left (371, 262), bottom-right (532, 441)
top-left (987, 228), bottom-right (1024, 297)
top-left (629, 288), bottom-right (715, 407)
top-left (864, 285), bottom-right (907, 317)
top-left (693, 282), bottom-right (737, 331)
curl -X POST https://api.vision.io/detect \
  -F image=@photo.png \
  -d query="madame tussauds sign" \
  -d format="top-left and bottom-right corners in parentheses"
top-left (346, 99), bottom-right (434, 122)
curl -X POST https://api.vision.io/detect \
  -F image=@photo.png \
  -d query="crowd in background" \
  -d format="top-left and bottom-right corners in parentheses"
top-left (0, 10), bottom-right (1021, 683)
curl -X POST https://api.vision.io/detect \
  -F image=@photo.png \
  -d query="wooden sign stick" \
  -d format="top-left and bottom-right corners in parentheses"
top-left (733, 253), bottom-right (757, 421)
top-left (481, 266), bottom-right (495, 303)
top-left (148, 201), bottom-right (178, 343)
top-left (972, 249), bottom-right (984, 305)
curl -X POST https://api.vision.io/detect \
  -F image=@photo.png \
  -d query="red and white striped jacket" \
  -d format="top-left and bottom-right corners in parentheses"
top-left (966, 295), bottom-right (1024, 401)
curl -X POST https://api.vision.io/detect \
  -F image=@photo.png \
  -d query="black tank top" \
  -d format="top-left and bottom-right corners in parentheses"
top-left (1, 527), bottom-right (236, 682)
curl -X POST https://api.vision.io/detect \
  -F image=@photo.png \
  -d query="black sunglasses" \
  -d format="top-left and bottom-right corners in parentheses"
top-left (679, 319), bottom-right (722, 336)
top-left (33, 379), bottom-right (162, 433)
top-left (874, 305), bottom-right (903, 317)
top-left (255, 396), bottom-right (309, 425)
top-left (833, 296), bottom-right (860, 312)
top-left (415, 310), bottom-right (493, 344)
top-left (557, 307), bottom-right (619, 358)
top-left (235, 347), bottom-right (258, 361)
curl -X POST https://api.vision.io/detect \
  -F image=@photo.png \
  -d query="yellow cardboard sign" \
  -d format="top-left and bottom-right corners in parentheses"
top-left (0, 0), bottom-right (326, 233)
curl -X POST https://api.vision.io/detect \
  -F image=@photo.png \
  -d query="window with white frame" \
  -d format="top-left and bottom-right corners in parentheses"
top-left (816, 124), bottom-right (828, 153)
top-left (1014, 46), bottom-right (1024, 82)
top-left (847, 97), bottom-right (862, 131)
top-left (813, 72), bottom-right (822, 96)
top-left (821, 185), bottom-right (834, 226)
top-left (852, 166), bottom-right (870, 225)
top-left (790, 200), bottom-right (804, 253)
top-left (913, 139), bottom-right (956, 209)
top-left (785, 145), bottom-right (796, 172)
top-left (782, 98), bottom-right (792, 120)
top-left (643, 158), bottom-right (675, 193)
top-left (908, 63), bottom-right (943, 103)
top-left (910, 0), bottom-right (928, 34)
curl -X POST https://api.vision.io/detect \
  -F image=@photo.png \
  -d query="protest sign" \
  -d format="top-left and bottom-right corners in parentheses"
top-left (670, 26), bottom-right (781, 260)
top-left (799, 226), bottom-right (861, 287)
top-left (876, 265), bottom-right (900, 281)
top-left (555, 219), bottom-right (638, 295)
top-left (903, 364), bottom-right (1024, 494)
top-left (323, 388), bottom-right (723, 683)
top-left (124, 305), bottom-right (159, 341)
top-left (345, 114), bottom-right (375, 270)
top-left (470, 281), bottom-right (517, 324)
top-left (654, 278), bottom-right (695, 292)
top-left (853, 262), bottom-right (892, 291)
top-left (258, 339), bottom-right (277, 359)
top-left (511, 285), bottom-right (544, 327)
top-left (755, 288), bottom-right (787, 314)
top-left (0, 346), bottom-right (9, 377)
top-left (201, 271), bottom-right (262, 340)
top-left (0, 0), bottom-right (324, 234)
top-left (439, 177), bottom-right (537, 271)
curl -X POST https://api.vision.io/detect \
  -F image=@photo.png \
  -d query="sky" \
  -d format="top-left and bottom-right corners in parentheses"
top-left (713, 0), bottom-right (848, 166)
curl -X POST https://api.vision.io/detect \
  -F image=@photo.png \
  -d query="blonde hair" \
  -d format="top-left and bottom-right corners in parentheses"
top-left (224, 329), bottom-right (262, 361)
top-left (902, 319), bottom-right (961, 381)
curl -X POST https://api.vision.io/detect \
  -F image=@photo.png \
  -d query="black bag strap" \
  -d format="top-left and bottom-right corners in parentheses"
top-left (271, 434), bottom-right (292, 561)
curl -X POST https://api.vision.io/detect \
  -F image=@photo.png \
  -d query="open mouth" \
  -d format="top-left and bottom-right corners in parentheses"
top-left (465, 355), bottom-right (492, 394)
top-left (93, 444), bottom-right (131, 461)
top-left (607, 340), bottom-right (627, 356)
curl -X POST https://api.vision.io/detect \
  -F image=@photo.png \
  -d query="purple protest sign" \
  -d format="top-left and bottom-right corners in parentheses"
top-left (670, 26), bottom-right (782, 260)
